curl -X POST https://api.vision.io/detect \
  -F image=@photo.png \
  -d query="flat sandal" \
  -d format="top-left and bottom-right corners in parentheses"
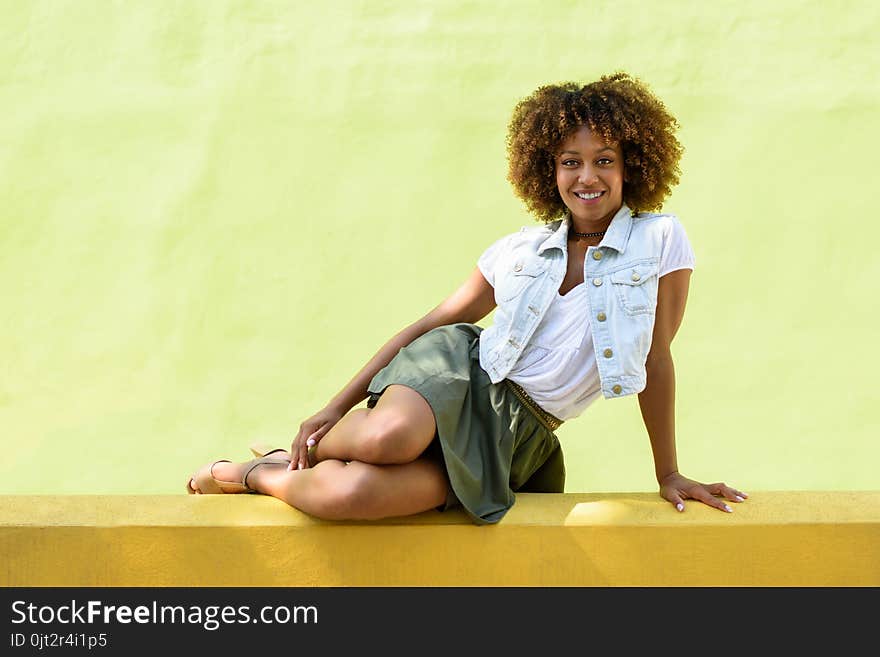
top-left (186, 456), bottom-right (290, 494)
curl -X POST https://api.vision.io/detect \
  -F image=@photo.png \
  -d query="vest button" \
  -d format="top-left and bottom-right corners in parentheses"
top-left (597, 312), bottom-right (606, 322)
top-left (592, 251), bottom-right (603, 260)
top-left (592, 278), bottom-right (603, 287)
top-left (603, 348), bottom-right (613, 358)
top-left (612, 384), bottom-right (622, 394)
top-left (631, 272), bottom-right (641, 281)
top-left (514, 263), bottom-right (523, 272)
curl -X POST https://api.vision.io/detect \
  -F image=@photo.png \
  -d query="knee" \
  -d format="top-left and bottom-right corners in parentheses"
top-left (359, 414), bottom-right (426, 464)
top-left (310, 465), bottom-right (378, 520)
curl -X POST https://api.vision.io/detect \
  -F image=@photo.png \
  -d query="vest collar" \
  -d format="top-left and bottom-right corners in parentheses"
top-left (537, 204), bottom-right (634, 255)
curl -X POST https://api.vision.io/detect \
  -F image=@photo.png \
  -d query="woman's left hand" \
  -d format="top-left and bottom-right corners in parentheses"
top-left (659, 472), bottom-right (748, 513)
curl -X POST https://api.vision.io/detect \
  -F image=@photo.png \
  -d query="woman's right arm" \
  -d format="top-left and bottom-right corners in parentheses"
top-left (288, 267), bottom-right (496, 470)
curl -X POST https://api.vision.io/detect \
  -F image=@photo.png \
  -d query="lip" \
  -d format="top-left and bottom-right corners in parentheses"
top-left (572, 189), bottom-right (605, 204)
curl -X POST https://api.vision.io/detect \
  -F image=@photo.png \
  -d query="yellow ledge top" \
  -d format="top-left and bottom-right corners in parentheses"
top-left (1, 490), bottom-right (878, 528)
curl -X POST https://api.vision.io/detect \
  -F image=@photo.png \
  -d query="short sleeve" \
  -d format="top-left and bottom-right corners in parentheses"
top-left (476, 233), bottom-right (512, 287)
top-left (658, 217), bottom-right (696, 277)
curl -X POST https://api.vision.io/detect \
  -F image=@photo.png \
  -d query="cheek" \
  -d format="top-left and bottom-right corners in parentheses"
top-left (556, 166), bottom-right (575, 187)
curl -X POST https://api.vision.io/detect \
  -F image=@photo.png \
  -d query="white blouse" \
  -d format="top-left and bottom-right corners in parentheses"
top-left (477, 216), bottom-right (695, 420)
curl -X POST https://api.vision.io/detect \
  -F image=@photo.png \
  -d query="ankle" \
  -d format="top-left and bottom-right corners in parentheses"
top-left (244, 459), bottom-right (288, 491)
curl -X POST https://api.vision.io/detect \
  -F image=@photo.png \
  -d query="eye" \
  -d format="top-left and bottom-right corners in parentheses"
top-left (597, 157), bottom-right (613, 166)
top-left (560, 159), bottom-right (578, 167)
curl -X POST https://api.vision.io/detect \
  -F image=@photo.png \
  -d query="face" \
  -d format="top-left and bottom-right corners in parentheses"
top-left (555, 125), bottom-right (625, 227)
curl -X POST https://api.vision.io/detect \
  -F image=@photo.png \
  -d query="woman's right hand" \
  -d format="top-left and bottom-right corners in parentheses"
top-left (287, 406), bottom-right (345, 471)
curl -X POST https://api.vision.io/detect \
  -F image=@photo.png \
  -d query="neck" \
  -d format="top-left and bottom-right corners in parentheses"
top-left (568, 219), bottom-right (609, 241)
top-left (570, 227), bottom-right (606, 237)
top-left (567, 205), bottom-right (623, 236)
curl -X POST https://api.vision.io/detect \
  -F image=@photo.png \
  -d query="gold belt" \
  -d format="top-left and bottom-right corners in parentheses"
top-left (504, 379), bottom-right (564, 432)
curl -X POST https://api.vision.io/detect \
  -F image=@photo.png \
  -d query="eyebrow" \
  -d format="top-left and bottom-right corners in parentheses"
top-left (559, 146), bottom-right (617, 156)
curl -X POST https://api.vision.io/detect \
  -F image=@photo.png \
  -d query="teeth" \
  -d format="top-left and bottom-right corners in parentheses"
top-left (575, 191), bottom-right (602, 200)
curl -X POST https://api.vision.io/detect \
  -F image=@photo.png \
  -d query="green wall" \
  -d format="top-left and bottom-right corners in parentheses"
top-left (2, 0), bottom-right (877, 495)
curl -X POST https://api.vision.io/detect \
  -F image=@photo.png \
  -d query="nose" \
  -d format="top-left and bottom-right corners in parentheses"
top-left (577, 166), bottom-right (598, 185)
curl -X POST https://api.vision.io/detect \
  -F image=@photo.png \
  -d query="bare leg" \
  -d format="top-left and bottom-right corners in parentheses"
top-left (257, 458), bottom-right (448, 520)
top-left (191, 457), bottom-right (449, 520)
top-left (187, 384), bottom-right (449, 519)
top-left (311, 384), bottom-right (437, 465)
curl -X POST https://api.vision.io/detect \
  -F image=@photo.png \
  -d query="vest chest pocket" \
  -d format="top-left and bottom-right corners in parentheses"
top-left (496, 259), bottom-right (546, 302)
top-left (610, 262), bottom-right (659, 315)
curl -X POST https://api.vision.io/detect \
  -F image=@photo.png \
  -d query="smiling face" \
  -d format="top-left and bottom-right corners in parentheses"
top-left (555, 125), bottom-right (625, 229)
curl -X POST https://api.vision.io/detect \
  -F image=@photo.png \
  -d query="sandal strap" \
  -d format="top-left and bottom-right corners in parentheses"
top-left (241, 458), bottom-right (289, 491)
top-left (193, 460), bottom-right (242, 494)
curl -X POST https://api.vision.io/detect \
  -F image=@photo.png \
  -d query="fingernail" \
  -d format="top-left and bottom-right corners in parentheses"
top-left (741, 492), bottom-right (749, 498)
top-left (735, 495), bottom-right (745, 502)
top-left (298, 463), bottom-right (303, 470)
top-left (286, 463), bottom-right (292, 471)
top-left (724, 504), bottom-right (732, 512)
top-left (676, 503), bottom-right (684, 512)
top-left (306, 438), bottom-right (315, 447)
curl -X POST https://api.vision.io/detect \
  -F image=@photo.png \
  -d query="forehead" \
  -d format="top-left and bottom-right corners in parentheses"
top-left (558, 125), bottom-right (621, 154)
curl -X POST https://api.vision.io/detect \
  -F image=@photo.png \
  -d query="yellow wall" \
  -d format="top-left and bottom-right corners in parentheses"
top-left (3, 492), bottom-right (878, 586)
top-left (1, 1), bottom-right (878, 496)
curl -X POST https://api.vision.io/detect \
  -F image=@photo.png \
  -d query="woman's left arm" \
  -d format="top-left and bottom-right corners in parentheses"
top-left (638, 268), bottom-right (748, 512)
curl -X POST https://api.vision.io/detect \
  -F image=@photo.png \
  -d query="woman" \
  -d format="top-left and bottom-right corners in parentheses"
top-left (187, 72), bottom-right (747, 524)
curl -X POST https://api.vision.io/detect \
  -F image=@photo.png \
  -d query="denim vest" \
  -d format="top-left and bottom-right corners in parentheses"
top-left (479, 204), bottom-right (672, 399)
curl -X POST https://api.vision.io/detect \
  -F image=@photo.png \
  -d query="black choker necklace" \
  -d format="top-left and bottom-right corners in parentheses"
top-left (570, 228), bottom-right (606, 239)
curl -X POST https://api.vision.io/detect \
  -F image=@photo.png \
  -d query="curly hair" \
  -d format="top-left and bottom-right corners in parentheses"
top-left (506, 72), bottom-right (683, 222)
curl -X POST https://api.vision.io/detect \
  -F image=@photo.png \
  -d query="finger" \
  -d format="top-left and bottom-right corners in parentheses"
top-left (694, 487), bottom-right (733, 513)
top-left (292, 422), bottom-right (316, 470)
top-left (287, 434), bottom-right (303, 471)
top-left (708, 482), bottom-right (748, 504)
top-left (664, 491), bottom-right (685, 512)
top-left (305, 427), bottom-right (324, 448)
top-left (296, 440), bottom-right (310, 471)
top-left (723, 487), bottom-right (748, 503)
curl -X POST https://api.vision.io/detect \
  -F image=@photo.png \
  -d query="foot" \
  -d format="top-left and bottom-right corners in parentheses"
top-left (187, 453), bottom-right (291, 495)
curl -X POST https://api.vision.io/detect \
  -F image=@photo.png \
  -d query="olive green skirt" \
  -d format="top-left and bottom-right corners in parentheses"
top-left (366, 322), bottom-right (565, 525)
